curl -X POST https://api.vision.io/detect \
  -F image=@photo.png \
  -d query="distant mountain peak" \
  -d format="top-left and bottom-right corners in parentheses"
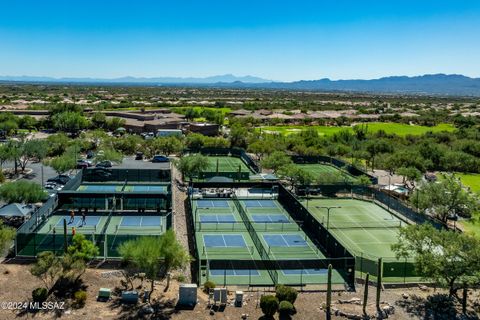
top-left (0, 73), bottom-right (479, 96)
top-left (0, 74), bottom-right (271, 84)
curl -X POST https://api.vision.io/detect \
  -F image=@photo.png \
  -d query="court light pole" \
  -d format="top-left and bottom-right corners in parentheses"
top-left (379, 173), bottom-right (392, 211)
top-left (316, 206), bottom-right (341, 231)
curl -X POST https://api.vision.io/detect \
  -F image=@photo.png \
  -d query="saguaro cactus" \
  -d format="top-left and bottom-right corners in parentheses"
top-left (363, 273), bottom-right (369, 315)
top-left (376, 258), bottom-right (382, 310)
top-left (326, 264), bottom-right (332, 317)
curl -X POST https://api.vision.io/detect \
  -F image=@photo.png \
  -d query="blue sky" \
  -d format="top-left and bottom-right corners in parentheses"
top-left (0, 0), bottom-right (479, 81)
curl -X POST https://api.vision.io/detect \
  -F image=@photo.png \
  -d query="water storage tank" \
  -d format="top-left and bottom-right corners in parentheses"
top-left (121, 291), bottom-right (139, 304)
top-left (178, 284), bottom-right (197, 307)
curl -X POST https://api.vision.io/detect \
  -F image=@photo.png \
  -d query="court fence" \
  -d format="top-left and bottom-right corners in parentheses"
top-left (15, 195), bottom-right (58, 256)
top-left (355, 253), bottom-right (418, 283)
top-left (81, 168), bottom-right (171, 183)
top-left (232, 193), bottom-right (279, 284)
top-left (291, 155), bottom-right (378, 184)
top-left (199, 171), bottom-right (250, 181)
top-left (16, 230), bottom-right (167, 258)
top-left (204, 257), bottom-right (353, 287)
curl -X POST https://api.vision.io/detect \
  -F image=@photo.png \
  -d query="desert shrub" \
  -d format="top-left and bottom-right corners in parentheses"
top-left (203, 280), bottom-right (216, 293)
top-left (425, 294), bottom-right (456, 319)
top-left (73, 290), bottom-right (87, 308)
top-left (279, 300), bottom-right (295, 315)
top-left (176, 274), bottom-right (186, 282)
top-left (260, 295), bottom-right (279, 318)
top-left (275, 284), bottom-right (298, 304)
top-left (32, 287), bottom-right (48, 303)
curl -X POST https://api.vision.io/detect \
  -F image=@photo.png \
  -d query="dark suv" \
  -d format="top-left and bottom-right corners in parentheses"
top-left (47, 175), bottom-right (71, 185)
top-left (152, 155), bottom-right (169, 163)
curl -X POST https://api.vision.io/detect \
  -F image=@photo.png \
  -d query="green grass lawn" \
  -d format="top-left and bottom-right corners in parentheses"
top-left (259, 123), bottom-right (455, 137)
top-left (171, 106), bottom-right (231, 115)
top-left (442, 173), bottom-right (480, 238)
top-left (455, 173), bottom-right (480, 194)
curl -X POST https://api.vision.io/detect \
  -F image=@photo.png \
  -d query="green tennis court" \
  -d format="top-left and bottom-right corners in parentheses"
top-left (206, 156), bottom-right (253, 173)
top-left (305, 198), bottom-right (402, 258)
top-left (295, 163), bottom-right (358, 183)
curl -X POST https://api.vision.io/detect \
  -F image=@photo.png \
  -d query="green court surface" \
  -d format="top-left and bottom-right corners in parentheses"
top-left (295, 163), bottom-right (358, 183)
top-left (206, 156), bottom-right (253, 173)
top-left (202, 268), bottom-right (274, 286)
top-left (305, 198), bottom-right (402, 258)
top-left (202, 266), bottom-right (346, 287)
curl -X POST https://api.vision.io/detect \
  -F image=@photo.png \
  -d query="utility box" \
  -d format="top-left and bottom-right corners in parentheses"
top-left (121, 291), bottom-right (139, 304)
top-left (213, 288), bottom-right (227, 305)
top-left (178, 284), bottom-right (197, 307)
top-left (235, 291), bottom-right (243, 307)
top-left (97, 288), bottom-right (111, 301)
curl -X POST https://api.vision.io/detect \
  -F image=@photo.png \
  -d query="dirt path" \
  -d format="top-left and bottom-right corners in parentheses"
top-left (171, 162), bottom-right (191, 282)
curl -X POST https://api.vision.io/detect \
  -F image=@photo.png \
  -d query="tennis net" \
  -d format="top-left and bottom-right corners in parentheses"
top-left (328, 220), bottom-right (403, 230)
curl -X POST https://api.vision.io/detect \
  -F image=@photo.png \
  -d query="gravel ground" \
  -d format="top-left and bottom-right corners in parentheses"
top-left (2, 260), bottom-right (479, 320)
top-left (171, 161), bottom-right (192, 282)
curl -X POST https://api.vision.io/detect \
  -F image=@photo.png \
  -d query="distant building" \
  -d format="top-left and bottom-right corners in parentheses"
top-left (187, 123), bottom-right (220, 136)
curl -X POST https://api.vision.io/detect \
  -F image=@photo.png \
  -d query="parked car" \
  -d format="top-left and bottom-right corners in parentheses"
top-left (76, 159), bottom-right (92, 169)
top-left (141, 132), bottom-right (155, 140)
top-left (152, 155), bottom-right (169, 163)
top-left (44, 182), bottom-right (63, 191)
top-left (47, 174), bottom-right (71, 185)
top-left (135, 152), bottom-right (144, 160)
top-left (96, 160), bottom-right (113, 168)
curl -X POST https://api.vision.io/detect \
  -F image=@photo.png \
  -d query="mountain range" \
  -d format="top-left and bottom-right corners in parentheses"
top-left (1, 73), bottom-right (480, 96)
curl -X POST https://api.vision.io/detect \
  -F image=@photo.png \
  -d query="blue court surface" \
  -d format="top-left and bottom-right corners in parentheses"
top-left (57, 216), bottom-right (100, 228)
top-left (243, 200), bottom-right (276, 208)
top-left (252, 214), bottom-right (289, 223)
top-left (282, 269), bottom-right (327, 275)
top-left (120, 216), bottom-right (162, 227)
top-left (197, 200), bottom-right (229, 208)
top-left (200, 214), bottom-right (236, 223)
top-left (204, 234), bottom-right (246, 247)
top-left (210, 269), bottom-right (260, 276)
top-left (263, 234), bottom-right (308, 247)
top-left (130, 185), bottom-right (168, 192)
